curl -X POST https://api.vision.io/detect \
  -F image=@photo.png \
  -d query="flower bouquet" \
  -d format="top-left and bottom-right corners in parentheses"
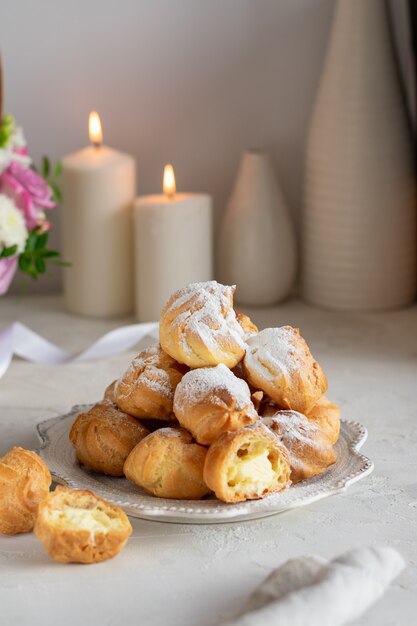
top-left (0, 113), bottom-right (62, 295)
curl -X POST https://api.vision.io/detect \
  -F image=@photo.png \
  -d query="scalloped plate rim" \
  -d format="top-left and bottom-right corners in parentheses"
top-left (36, 405), bottom-right (374, 524)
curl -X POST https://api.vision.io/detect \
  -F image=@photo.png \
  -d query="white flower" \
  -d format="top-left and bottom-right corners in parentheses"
top-left (9, 127), bottom-right (31, 168)
top-left (0, 194), bottom-right (28, 253)
top-left (0, 148), bottom-right (13, 174)
top-left (0, 122), bottom-right (31, 174)
top-left (11, 150), bottom-right (31, 168)
top-left (10, 126), bottom-right (27, 150)
top-left (0, 146), bottom-right (31, 175)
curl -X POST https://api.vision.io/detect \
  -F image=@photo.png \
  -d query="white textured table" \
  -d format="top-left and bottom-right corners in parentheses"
top-left (1, 295), bottom-right (416, 626)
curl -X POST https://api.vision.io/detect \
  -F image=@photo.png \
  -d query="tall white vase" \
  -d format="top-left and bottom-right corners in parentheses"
top-left (302, 0), bottom-right (416, 311)
top-left (218, 150), bottom-right (296, 306)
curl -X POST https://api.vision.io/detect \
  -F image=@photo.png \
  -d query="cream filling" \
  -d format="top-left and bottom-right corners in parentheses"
top-left (48, 506), bottom-right (120, 534)
top-left (227, 449), bottom-right (275, 492)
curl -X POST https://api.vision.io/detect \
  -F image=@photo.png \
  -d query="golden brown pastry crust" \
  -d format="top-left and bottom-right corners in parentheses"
top-left (114, 344), bottom-right (187, 420)
top-left (306, 395), bottom-right (341, 445)
top-left (159, 281), bottom-right (246, 369)
top-left (251, 390), bottom-right (264, 413)
top-left (203, 422), bottom-right (291, 503)
top-left (0, 447), bottom-right (51, 535)
top-left (263, 410), bottom-right (336, 483)
top-left (34, 486), bottom-right (132, 564)
top-left (103, 380), bottom-right (116, 403)
top-left (124, 428), bottom-right (210, 500)
top-left (235, 310), bottom-right (258, 337)
top-left (69, 402), bottom-right (150, 476)
top-left (243, 326), bottom-right (327, 413)
top-left (173, 364), bottom-right (258, 445)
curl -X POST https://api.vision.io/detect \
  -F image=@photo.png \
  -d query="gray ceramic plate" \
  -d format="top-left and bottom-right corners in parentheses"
top-left (37, 405), bottom-right (374, 524)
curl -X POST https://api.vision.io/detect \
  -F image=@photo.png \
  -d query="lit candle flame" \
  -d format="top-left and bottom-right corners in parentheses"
top-left (163, 164), bottom-right (176, 199)
top-left (89, 111), bottom-right (103, 147)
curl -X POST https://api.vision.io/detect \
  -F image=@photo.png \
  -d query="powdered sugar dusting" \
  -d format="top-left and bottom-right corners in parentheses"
top-left (139, 368), bottom-right (173, 398)
top-left (164, 281), bottom-right (245, 358)
top-left (151, 427), bottom-right (184, 439)
top-left (115, 344), bottom-right (174, 400)
top-left (93, 402), bottom-right (133, 422)
top-left (263, 411), bottom-right (328, 468)
top-left (244, 327), bottom-right (301, 382)
top-left (174, 363), bottom-right (253, 413)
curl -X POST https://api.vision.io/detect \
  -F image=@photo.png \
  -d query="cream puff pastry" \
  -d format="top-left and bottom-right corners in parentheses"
top-left (235, 310), bottom-right (258, 338)
top-left (124, 427), bottom-right (210, 500)
top-left (263, 410), bottom-right (336, 483)
top-left (203, 422), bottom-right (291, 503)
top-left (243, 326), bottom-right (327, 413)
top-left (306, 395), bottom-right (341, 445)
top-left (114, 344), bottom-right (187, 420)
top-left (103, 380), bottom-right (116, 403)
top-left (0, 447), bottom-right (51, 535)
top-left (69, 402), bottom-right (150, 476)
top-left (34, 486), bottom-right (132, 564)
top-left (159, 281), bottom-right (246, 369)
top-left (173, 363), bottom-right (258, 445)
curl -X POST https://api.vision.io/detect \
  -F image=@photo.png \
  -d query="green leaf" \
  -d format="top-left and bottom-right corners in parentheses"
top-left (19, 255), bottom-right (30, 272)
top-left (17, 231), bottom-right (67, 279)
top-left (26, 261), bottom-right (38, 279)
top-left (35, 232), bottom-right (48, 249)
top-left (3, 114), bottom-right (15, 131)
top-left (0, 114), bottom-right (15, 148)
top-left (35, 257), bottom-right (46, 274)
top-left (41, 156), bottom-right (50, 178)
top-left (50, 182), bottom-right (62, 204)
top-left (0, 244), bottom-right (18, 258)
top-left (53, 160), bottom-right (62, 178)
top-left (41, 250), bottom-right (60, 258)
top-left (25, 231), bottom-right (38, 253)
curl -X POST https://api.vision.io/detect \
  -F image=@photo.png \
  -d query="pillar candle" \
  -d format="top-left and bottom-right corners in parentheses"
top-left (61, 112), bottom-right (136, 317)
top-left (133, 165), bottom-right (213, 321)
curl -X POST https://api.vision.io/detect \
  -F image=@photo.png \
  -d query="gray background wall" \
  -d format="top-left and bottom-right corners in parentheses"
top-left (2, 0), bottom-right (409, 294)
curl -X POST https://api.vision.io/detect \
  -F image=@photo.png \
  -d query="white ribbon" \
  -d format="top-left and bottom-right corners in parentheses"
top-left (222, 546), bottom-right (405, 626)
top-left (0, 321), bottom-right (159, 380)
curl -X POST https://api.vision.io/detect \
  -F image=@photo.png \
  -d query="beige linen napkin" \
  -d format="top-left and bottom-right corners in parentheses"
top-left (223, 546), bottom-right (404, 626)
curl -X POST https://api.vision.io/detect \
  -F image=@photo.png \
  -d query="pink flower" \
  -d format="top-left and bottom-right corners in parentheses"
top-left (0, 161), bottom-right (55, 230)
top-left (0, 256), bottom-right (18, 295)
top-left (15, 147), bottom-right (29, 158)
top-left (37, 219), bottom-right (51, 234)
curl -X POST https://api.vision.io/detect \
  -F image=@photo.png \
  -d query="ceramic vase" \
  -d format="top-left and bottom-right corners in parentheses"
top-left (218, 150), bottom-right (296, 306)
top-left (302, 0), bottom-right (416, 311)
